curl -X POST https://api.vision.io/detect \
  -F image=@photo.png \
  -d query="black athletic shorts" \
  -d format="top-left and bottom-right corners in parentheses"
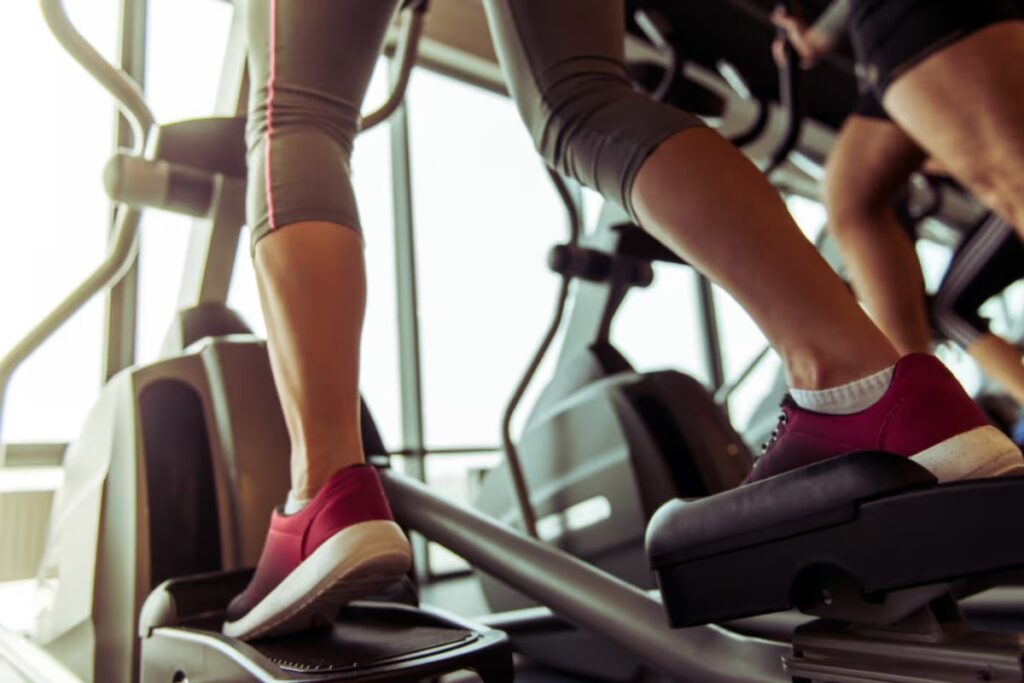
top-left (852, 90), bottom-right (888, 120)
top-left (849, 0), bottom-right (1023, 120)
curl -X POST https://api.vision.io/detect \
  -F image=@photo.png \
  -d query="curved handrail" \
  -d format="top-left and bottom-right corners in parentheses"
top-left (1, 0), bottom-right (424, 445)
top-left (39, 0), bottom-right (155, 153)
top-left (499, 169), bottom-right (582, 538)
top-left (361, 0), bottom-right (427, 131)
top-left (762, 0), bottom-right (805, 175)
top-left (634, 9), bottom-right (680, 103)
top-left (716, 60), bottom-right (772, 150)
top-left (0, 1), bottom-right (153, 442)
top-left (0, 209), bottom-right (142, 442)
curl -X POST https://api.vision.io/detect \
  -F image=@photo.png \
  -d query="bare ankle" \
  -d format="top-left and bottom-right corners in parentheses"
top-left (785, 346), bottom-right (900, 391)
top-left (291, 447), bottom-right (365, 500)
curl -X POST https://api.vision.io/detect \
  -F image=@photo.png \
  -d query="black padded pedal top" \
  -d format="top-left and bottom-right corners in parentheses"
top-left (648, 453), bottom-right (1024, 628)
top-left (646, 451), bottom-right (935, 567)
top-left (252, 604), bottom-right (477, 674)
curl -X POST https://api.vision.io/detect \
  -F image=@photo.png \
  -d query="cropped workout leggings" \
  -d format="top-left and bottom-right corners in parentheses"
top-left (245, 0), bottom-right (704, 247)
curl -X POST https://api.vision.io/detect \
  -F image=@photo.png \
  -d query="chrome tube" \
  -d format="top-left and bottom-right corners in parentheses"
top-left (0, 208), bottom-right (142, 443)
top-left (361, 3), bottom-right (426, 131)
top-left (383, 470), bottom-right (789, 682)
top-left (0, 1), bottom-right (155, 444)
top-left (39, 0), bottom-right (155, 153)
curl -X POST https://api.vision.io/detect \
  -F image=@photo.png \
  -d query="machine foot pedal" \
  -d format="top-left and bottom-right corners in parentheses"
top-left (139, 570), bottom-right (513, 682)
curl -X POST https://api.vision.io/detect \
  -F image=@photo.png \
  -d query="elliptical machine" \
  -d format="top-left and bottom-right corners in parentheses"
top-left (9, 2), bottom-right (514, 681)
top-left (474, 7), bottom-right (806, 677)
top-left (475, 203), bottom-right (754, 680)
top-left (14, 0), bottom-right (1024, 681)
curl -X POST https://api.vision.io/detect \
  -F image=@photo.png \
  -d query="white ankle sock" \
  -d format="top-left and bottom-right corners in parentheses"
top-left (790, 364), bottom-right (896, 415)
top-left (283, 491), bottom-right (310, 515)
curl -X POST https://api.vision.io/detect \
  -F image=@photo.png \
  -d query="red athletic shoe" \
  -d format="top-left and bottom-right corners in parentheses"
top-left (746, 354), bottom-right (1024, 484)
top-left (222, 465), bottom-right (412, 640)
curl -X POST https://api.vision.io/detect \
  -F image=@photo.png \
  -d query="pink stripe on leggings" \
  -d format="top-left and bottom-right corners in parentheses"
top-left (264, 0), bottom-right (279, 230)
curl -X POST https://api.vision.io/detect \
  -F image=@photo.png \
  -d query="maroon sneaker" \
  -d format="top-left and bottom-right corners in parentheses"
top-left (746, 354), bottom-right (1024, 484)
top-left (222, 465), bottom-right (412, 640)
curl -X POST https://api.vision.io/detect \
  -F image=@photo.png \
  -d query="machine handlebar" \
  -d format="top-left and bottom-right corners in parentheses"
top-left (762, 0), bottom-right (806, 175)
top-left (634, 9), bottom-right (681, 103)
top-left (39, 0), bottom-right (156, 154)
top-left (2, 1), bottom-right (426, 446)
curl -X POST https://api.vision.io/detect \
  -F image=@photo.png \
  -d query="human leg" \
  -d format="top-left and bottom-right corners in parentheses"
top-left (969, 335), bottom-right (1024, 407)
top-left (868, 1), bottom-right (1024, 235)
top-left (935, 215), bottom-right (1024, 406)
top-left (481, 0), bottom-right (1021, 483)
top-left (246, 0), bottom-right (401, 502)
top-left (824, 113), bottom-right (930, 354)
top-left (481, 0), bottom-right (898, 391)
top-left (224, 0), bottom-right (411, 640)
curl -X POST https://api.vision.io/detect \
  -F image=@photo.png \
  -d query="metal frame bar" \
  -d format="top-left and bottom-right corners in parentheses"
top-left (0, 443), bottom-right (67, 468)
top-left (174, 0), bottom-right (249, 312)
top-left (0, 626), bottom-right (82, 683)
top-left (1, 0), bottom-right (156, 446)
top-left (697, 275), bottom-right (726, 392)
top-left (478, 600), bottom-right (810, 645)
top-left (714, 344), bottom-right (772, 406)
top-left (395, 446), bottom-right (500, 456)
top-left (383, 469), bottom-right (789, 682)
top-left (40, 0), bottom-right (155, 145)
top-left (102, 0), bottom-right (148, 380)
top-left (362, 4), bottom-right (426, 132)
top-left (388, 56), bottom-right (432, 579)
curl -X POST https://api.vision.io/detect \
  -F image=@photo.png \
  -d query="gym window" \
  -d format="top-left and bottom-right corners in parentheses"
top-left (0, 1), bottom-right (118, 444)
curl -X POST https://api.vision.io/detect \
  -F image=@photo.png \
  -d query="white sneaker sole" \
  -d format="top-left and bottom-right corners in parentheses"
top-left (912, 425), bottom-right (1024, 483)
top-left (222, 520), bottom-right (412, 641)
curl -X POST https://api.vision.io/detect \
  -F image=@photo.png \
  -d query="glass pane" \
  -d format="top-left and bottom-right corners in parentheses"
top-left (424, 452), bottom-right (502, 575)
top-left (714, 284), bottom-right (778, 430)
top-left (357, 114), bottom-right (402, 449)
top-left (613, 264), bottom-right (709, 383)
top-left (0, 579), bottom-right (40, 634)
top-left (144, 0), bottom-right (234, 124)
top-left (913, 235), bottom-right (981, 390)
top-left (407, 70), bottom-right (566, 448)
top-left (716, 196), bottom-right (828, 428)
top-left (987, 281), bottom-right (1024, 340)
top-left (579, 190), bottom-right (708, 385)
top-left (227, 61), bottom-right (403, 449)
top-left (916, 233), bottom-right (954, 293)
top-left (0, 2), bottom-right (118, 442)
top-left (135, 0), bottom-right (235, 364)
top-left (787, 194), bottom-right (828, 244)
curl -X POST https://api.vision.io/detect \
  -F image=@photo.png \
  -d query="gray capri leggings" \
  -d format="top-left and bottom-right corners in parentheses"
top-left (246, 0), bottom-right (704, 247)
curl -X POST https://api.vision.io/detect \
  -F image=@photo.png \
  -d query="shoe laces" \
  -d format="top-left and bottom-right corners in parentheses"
top-left (761, 410), bottom-right (790, 454)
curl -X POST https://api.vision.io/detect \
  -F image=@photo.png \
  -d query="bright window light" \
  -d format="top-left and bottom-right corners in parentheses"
top-left (0, 468), bottom-right (63, 494)
top-left (135, 0), bottom-right (235, 365)
top-left (0, 2), bottom-right (118, 443)
top-left (408, 69), bottom-right (567, 447)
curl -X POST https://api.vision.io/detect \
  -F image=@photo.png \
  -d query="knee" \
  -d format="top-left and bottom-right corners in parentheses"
top-left (245, 87), bottom-right (363, 249)
top-left (824, 190), bottom-right (893, 241)
top-left (960, 157), bottom-right (1024, 228)
top-left (519, 71), bottom-right (635, 169)
top-left (512, 68), bottom-right (702, 214)
top-left (823, 163), bottom-right (901, 239)
top-left (248, 88), bottom-right (359, 163)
